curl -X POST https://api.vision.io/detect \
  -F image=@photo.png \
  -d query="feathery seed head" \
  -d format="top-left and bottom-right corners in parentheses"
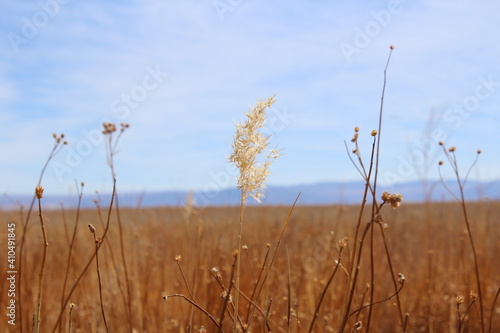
top-left (229, 96), bottom-right (280, 203)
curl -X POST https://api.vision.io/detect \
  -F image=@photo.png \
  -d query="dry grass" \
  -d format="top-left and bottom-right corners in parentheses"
top-left (2, 46), bottom-right (499, 332)
top-left (1, 202), bottom-right (499, 332)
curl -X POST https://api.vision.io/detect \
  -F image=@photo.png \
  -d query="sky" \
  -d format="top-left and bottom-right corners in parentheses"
top-left (1, 0), bottom-right (500, 197)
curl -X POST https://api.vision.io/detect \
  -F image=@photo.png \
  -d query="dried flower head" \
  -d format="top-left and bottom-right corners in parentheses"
top-left (175, 255), bottom-right (181, 262)
top-left (439, 161), bottom-right (444, 166)
top-left (371, 129), bottom-right (378, 136)
top-left (35, 185), bottom-right (44, 199)
top-left (354, 321), bottom-right (362, 330)
top-left (382, 192), bottom-right (403, 209)
top-left (456, 295), bottom-right (464, 305)
top-left (398, 273), bottom-right (405, 284)
top-left (469, 290), bottom-right (478, 300)
top-left (228, 96), bottom-right (280, 203)
top-left (477, 149), bottom-right (482, 154)
top-left (339, 237), bottom-right (348, 249)
top-left (88, 224), bottom-right (96, 233)
top-left (448, 146), bottom-right (456, 152)
top-left (390, 45), bottom-right (395, 50)
top-left (102, 122), bottom-right (117, 134)
top-left (220, 290), bottom-right (232, 303)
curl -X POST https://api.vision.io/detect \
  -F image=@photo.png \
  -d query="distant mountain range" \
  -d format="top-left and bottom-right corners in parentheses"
top-left (2, 180), bottom-right (499, 210)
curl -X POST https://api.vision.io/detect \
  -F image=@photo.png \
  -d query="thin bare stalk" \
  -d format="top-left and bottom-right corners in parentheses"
top-left (103, 123), bottom-right (133, 331)
top-left (18, 134), bottom-right (66, 332)
top-left (33, 186), bottom-right (48, 333)
top-left (349, 280), bottom-right (405, 318)
top-left (51, 180), bottom-right (116, 333)
top-left (163, 294), bottom-right (222, 331)
top-left (439, 145), bottom-right (484, 333)
top-left (308, 246), bottom-right (344, 333)
top-left (233, 194), bottom-right (246, 332)
top-left (58, 182), bottom-right (84, 333)
top-left (457, 298), bottom-right (476, 333)
top-left (176, 257), bottom-right (196, 302)
top-left (88, 225), bottom-right (110, 332)
top-left (68, 303), bottom-right (75, 333)
top-left (286, 246), bottom-right (292, 333)
top-left (218, 253), bottom-right (238, 332)
top-left (489, 286), bottom-right (500, 333)
top-left (244, 193), bottom-right (300, 331)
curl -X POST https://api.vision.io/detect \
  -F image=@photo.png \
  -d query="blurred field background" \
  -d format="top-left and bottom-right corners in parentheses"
top-left (1, 201), bottom-right (499, 332)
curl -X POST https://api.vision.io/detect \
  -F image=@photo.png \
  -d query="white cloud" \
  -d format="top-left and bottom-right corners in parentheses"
top-left (1, 0), bottom-right (499, 194)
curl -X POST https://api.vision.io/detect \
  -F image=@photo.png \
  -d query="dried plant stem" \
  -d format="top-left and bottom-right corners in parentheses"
top-left (164, 294), bottom-right (222, 331)
top-left (377, 222), bottom-right (406, 328)
top-left (308, 247), bottom-right (344, 333)
top-left (340, 139), bottom-right (376, 332)
top-left (90, 229), bottom-right (110, 332)
top-left (349, 280), bottom-right (405, 318)
top-left (104, 123), bottom-right (133, 331)
top-left (58, 183), bottom-right (84, 333)
top-left (19, 135), bottom-right (65, 332)
top-left (244, 193), bottom-right (300, 331)
top-left (51, 180), bottom-right (116, 333)
top-left (68, 304), bottom-right (75, 333)
top-left (439, 146), bottom-right (484, 333)
top-left (218, 254), bottom-right (238, 332)
top-left (458, 299), bottom-right (476, 333)
top-left (233, 195), bottom-right (246, 333)
top-left (366, 46), bottom-right (394, 331)
top-left (489, 286), bottom-right (500, 333)
top-left (286, 245), bottom-right (292, 332)
top-left (176, 260), bottom-right (196, 302)
top-left (33, 193), bottom-right (49, 333)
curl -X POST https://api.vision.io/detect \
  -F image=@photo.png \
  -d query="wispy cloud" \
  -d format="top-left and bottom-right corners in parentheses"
top-left (1, 0), bottom-right (500, 195)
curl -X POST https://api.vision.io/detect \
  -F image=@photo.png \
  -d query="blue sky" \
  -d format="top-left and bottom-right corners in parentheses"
top-left (1, 0), bottom-right (500, 197)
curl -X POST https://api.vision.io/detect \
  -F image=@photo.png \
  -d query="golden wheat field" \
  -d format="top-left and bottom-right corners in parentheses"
top-left (1, 201), bottom-right (499, 332)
